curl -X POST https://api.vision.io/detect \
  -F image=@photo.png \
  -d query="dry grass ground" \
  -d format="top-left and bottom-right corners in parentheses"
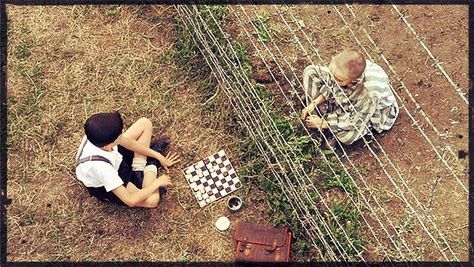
top-left (7, 5), bottom-right (271, 261)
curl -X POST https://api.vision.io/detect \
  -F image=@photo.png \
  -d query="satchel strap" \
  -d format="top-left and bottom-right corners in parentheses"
top-left (234, 222), bottom-right (289, 247)
top-left (75, 138), bottom-right (112, 168)
top-left (239, 238), bottom-right (248, 252)
top-left (75, 155), bottom-right (112, 168)
top-left (264, 241), bottom-right (278, 252)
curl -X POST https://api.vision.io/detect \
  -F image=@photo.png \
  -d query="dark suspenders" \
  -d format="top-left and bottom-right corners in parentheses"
top-left (75, 138), bottom-right (112, 168)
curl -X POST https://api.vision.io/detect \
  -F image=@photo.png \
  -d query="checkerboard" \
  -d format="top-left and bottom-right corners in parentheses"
top-left (183, 150), bottom-right (242, 208)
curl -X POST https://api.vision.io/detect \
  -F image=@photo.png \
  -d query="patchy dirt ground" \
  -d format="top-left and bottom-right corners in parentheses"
top-left (6, 4), bottom-right (468, 262)
top-left (229, 4), bottom-right (468, 261)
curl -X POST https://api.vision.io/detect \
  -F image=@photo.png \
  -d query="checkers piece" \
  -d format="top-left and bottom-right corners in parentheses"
top-left (183, 150), bottom-right (242, 208)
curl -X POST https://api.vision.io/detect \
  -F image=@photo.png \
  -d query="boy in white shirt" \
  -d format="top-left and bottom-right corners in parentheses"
top-left (75, 111), bottom-right (180, 208)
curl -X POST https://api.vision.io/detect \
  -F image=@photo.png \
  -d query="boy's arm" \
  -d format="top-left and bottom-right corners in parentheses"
top-left (312, 94), bottom-right (326, 106)
top-left (112, 179), bottom-right (163, 207)
top-left (301, 94), bottom-right (327, 120)
top-left (305, 114), bottom-right (329, 129)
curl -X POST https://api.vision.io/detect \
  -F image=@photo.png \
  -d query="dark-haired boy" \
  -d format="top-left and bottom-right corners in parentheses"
top-left (75, 111), bottom-right (180, 208)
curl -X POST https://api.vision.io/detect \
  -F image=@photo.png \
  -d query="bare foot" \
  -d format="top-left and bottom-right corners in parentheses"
top-left (157, 175), bottom-right (173, 187)
top-left (323, 137), bottom-right (337, 150)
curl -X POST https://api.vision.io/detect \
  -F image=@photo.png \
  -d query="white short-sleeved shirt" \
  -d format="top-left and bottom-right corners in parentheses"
top-left (75, 135), bottom-right (124, 192)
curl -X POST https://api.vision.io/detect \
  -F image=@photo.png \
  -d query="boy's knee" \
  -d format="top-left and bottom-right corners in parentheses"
top-left (138, 117), bottom-right (153, 129)
top-left (335, 131), bottom-right (362, 146)
top-left (145, 194), bottom-right (160, 208)
top-left (303, 65), bottom-right (317, 78)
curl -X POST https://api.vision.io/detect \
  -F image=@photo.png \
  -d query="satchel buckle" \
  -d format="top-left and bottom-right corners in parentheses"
top-left (265, 241), bottom-right (278, 253)
top-left (239, 238), bottom-right (248, 252)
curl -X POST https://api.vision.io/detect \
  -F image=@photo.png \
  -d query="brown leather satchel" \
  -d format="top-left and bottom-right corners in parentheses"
top-left (234, 221), bottom-right (292, 262)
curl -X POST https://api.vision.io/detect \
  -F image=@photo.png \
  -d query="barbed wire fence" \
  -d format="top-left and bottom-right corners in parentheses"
top-left (173, 4), bottom-right (466, 262)
top-left (176, 6), bottom-right (355, 261)
top-left (235, 4), bottom-right (459, 261)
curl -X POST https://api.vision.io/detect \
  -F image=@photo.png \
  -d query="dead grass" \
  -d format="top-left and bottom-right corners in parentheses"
top-left (7, 5), bottom-right (271, 262)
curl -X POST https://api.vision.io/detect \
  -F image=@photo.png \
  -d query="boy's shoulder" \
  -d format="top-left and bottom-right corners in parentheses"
top-left (315, 65), bottom-right (330, 74)
top-left (304, 64), bottom-right (330, 74)
top-left (304, 65), bottom-right (332, 82)
top-left (364, 60), bottom-right (388, 78)
top-left (76, 137), bottom-right (121, 169)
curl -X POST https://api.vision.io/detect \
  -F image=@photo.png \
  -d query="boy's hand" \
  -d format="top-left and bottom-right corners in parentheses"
top-left (156, 174), bottom-right (173, 187)
top-left (305, 115), bottom-right (327, 129)
top-left (301, 103), bottom-right (316, 120)
top-left (159, 152), bottom-right (180, 172)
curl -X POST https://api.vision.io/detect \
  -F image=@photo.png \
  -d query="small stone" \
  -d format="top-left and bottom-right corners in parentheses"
top-left (414, 236), bottom-right (422, 244)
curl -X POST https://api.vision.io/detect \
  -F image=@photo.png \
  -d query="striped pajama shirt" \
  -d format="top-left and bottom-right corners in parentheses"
top-left (302, 60), bottom-right (399, 145)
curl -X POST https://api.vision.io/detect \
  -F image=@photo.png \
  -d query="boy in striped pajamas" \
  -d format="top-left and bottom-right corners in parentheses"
top-left (300, 48), bottom-right (399, 148)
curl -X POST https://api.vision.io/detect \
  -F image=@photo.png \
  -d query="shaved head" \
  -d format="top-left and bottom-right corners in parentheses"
top-left (332, 48), bottom-right (366, 80)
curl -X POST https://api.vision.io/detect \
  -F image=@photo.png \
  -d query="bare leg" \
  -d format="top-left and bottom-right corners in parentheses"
top-left (122, 117), bottom-right (153, 161)
top-left (140, 171), bottom-right (161, 207)
top-left (125, 173), bottom-right (161, 208)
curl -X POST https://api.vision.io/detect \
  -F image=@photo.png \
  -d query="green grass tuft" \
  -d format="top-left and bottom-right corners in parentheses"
top-left (251, 14), bottom-right (276, 43)
top-left (14, 41), bottom-right (31, 59)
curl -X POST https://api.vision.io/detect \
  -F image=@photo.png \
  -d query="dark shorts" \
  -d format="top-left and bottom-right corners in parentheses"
top-left (85, 146), bottom-right (142, 206)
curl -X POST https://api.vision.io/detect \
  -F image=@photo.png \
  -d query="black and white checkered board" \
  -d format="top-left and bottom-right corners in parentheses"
top-left (183, 150), bottom-right (242, 208)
